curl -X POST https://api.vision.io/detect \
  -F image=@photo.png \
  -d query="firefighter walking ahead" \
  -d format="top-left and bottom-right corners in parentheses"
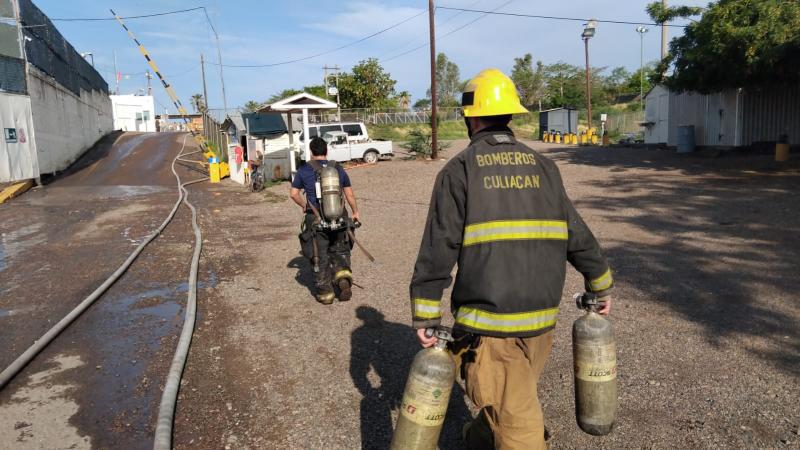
top-left (409, 68), bottom-right (614, 449)
top-left (291, 137), bottom-right (360, 304)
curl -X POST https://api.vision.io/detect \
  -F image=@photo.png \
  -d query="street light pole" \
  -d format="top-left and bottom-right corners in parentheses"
top-left (428, 0), bottom-right (438, 160)
top-left (636, 26), bottom-right (649, 112)
top-left (582, 20), bottom-right (597, 131)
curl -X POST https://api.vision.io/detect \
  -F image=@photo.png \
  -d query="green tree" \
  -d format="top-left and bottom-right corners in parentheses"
top-left (240, 100), bottom-right (263, 113)
top-left (605, 66), bottom-right (631, 99)
top-left (511, 54), bottom-right (547, 110)
top-left (395, 90), bottom-right (412, 109)
top-left (190, 94), bottom-right (206, 113)
top-left (267, 88), bottom-right (303, 103)
top-left (337, 58), bottom-right (397, 108)
top-left (647, 0), bottom-right (800, 91)
top-left (413, 98), bottom-right (431, 110)
top-left (625, 62), bottom-right (658, 97)
top-left (426, 53), bottom-right (461, 107)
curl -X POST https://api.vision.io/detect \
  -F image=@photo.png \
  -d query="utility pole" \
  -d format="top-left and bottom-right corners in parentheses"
top-left (428, 0), bottom-right (438, 160)
top-left (661, 0), bottom-right (668, 60)
top-left (200, 53), bottom-right (208, 114)
top-left (145, 70), bottom-right (152, 96)
top-left (113, 49), bottom-right (119, 94)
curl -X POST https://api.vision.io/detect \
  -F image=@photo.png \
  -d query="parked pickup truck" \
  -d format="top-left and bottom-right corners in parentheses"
top-left (312, 131), bottom-right (393, 164)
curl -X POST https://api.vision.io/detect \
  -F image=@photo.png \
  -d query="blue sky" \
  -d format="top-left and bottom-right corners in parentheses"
top-left (33, 0), bottom-right (707, 116)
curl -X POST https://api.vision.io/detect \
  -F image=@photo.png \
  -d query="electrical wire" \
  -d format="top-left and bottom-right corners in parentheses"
top-left (377, 0), bottom-right (484, 61)
top-left (436, 6), bottom-right (689, 28)
top-left (49, 6), bottom-right (205, 22)
top-left (209, 10), bottom-right (428, 68)
top-left (382, 0), bottom-right (515, 63)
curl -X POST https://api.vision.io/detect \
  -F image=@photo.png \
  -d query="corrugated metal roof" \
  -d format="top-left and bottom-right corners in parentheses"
top-left (242, 113), bottom-right (288, 136)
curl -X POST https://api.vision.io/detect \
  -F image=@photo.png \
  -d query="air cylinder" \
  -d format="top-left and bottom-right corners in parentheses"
top-left (319, 165), bottom-right (343, 221)
top-left (573, 293), bottom-right (617, 436)
top-left (390, 328), bottom-right (456, 450)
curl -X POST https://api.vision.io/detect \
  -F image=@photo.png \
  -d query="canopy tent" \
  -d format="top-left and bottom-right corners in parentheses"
top-left (258, 92), bottom-right (337, 173)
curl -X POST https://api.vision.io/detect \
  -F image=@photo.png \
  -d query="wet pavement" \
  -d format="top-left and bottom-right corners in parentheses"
top-left (0, 132), bottom-right (213, 449)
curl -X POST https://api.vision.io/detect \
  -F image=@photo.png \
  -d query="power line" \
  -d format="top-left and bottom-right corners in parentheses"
top-left (377, 0), bottom-right (484, 60)
top-left (436, 6), bottom-right (689, 28)
top-left (49, 6), bottom-right (204, 22)
top-left (209, 10), bottom-right (428, 68)
top-left (383, 0), bottom-right (514, 63)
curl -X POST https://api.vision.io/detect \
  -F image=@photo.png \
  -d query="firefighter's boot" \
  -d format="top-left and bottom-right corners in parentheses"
top-left (338, 278), bottom-right (352, 302)
top-left (317, 291), bottom-right (335, 305)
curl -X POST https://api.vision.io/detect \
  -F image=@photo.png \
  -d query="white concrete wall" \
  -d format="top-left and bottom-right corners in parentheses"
top-left (110, 95), bottom-right (155, 132)
top-left (27, 66), bottom-right (113, 175)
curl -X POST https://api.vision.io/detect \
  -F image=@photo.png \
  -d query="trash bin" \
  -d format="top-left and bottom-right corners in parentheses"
top-left (677, 125), bottom-right (695, 153)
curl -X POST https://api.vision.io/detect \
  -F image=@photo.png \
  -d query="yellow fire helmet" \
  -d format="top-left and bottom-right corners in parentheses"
top-left (461, 68), bottom-right (528, 117)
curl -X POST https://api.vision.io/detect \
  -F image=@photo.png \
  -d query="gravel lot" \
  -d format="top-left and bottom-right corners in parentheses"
top-left (175, 140), bottom-right (800, 449)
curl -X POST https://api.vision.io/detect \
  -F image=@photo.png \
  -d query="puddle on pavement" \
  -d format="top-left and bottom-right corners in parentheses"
top-left (0, 223), bottom-right (45, 273)
top-left (64, 268), bottom-right (219, 446)
top-left (0, 308), bottom-right (12, 317)
top-left (22, 185), bottom-right (168, 206)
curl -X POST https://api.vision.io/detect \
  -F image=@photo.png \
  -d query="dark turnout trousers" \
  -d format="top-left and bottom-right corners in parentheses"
top-left (300, 213), bottom-right (352, 302)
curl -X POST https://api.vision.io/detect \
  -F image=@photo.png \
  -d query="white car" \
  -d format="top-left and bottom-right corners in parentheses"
top-left (317, 131), bottom-right (393, 164)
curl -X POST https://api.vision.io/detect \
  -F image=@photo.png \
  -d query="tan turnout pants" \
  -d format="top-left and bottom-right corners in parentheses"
top-left (462, 331), bottom-right (554, 450)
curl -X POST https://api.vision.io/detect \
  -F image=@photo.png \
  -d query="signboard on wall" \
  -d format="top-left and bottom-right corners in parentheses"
top-left (0, 94), bottom-right (39, 182)
top-left (4, 127), bottom-right (17, 143)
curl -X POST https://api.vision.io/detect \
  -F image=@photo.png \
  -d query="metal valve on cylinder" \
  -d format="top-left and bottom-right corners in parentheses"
top-left (390, 326), bottom-right (456, 450)
top-left (572, 292), bottom-right (617, 436)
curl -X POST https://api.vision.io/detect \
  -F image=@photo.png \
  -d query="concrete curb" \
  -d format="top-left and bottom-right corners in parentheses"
top-left (0, 180), bottom-right (34, 204)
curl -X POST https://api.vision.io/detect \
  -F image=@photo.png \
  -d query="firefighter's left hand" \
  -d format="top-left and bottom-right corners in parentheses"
top-left (597, 297), bottom-right (612, 315)
top-left (416, 328), bottom-right (437, 348)
top-left (351, 211), bottom-right (361, 222)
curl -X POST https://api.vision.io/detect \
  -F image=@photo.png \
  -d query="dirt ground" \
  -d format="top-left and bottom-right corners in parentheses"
top-left (174, 140), bottom-right (800, 449)
top-left (1, 133), bottom-right (799, 449)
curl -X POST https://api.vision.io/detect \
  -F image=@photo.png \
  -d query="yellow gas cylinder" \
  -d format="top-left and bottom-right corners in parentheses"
top-left (555, 133), bottom-right (562, 144)
top-left (220, 161), bottom-right (230, 179)
top-left (543, 131), bottom-right (549, 142)
top-left (591, 133), bottom-right (599, 145)
top-left (581, 132), bottom-right (588, 145)
top-left (571, 133), bottom-right (578, 145)
top-left (209, 156), bottom-right (221, 183)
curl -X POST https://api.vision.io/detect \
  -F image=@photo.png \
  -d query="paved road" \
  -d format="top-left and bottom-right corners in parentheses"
top-left (0, 132), bottom-right (208, 449)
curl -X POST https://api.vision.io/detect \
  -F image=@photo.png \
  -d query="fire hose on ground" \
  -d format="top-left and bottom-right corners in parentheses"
top-left (0, 133), bottom-right (208, 450)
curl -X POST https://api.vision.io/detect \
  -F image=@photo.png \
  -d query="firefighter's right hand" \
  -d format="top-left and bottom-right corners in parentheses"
top-left (416, 328), bottom-right (438, 348)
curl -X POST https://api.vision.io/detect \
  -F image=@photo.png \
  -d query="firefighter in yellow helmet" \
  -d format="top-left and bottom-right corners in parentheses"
top-left (409, 68), bottom-right (614, 449)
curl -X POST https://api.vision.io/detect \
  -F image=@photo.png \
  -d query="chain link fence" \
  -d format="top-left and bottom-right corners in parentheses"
top-left (311, 107), bottom-right (463, 125)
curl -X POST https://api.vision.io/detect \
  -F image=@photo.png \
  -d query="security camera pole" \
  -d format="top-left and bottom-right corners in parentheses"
top-left (428, 0), bottom-right (438, 160)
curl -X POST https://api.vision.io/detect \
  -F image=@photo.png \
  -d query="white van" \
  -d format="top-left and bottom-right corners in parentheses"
top-left (300, 122), bottom-right (370, 143)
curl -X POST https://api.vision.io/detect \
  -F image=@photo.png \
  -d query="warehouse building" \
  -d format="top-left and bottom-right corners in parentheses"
top-left (644, 84), bottom-right (800, 149)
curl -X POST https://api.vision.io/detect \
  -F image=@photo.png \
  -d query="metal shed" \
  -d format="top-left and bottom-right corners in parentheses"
top-left (539, 107), bottom-right (578, 139)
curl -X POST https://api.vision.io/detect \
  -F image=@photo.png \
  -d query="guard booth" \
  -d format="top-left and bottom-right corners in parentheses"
top-left (258, 92), bottom-right (338, 179)
top-left (539, 107), bottom-right (578, 140)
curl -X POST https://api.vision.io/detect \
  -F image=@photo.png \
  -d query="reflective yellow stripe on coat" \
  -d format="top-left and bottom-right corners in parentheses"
top-left (463, 220), bottom-right (568, 246)
top-left (590, 268), bottom-right (613, 292)
top-left (455, 306), bottom-right (559, 333)
top-left (413, 298), bottom-right (442, 319)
